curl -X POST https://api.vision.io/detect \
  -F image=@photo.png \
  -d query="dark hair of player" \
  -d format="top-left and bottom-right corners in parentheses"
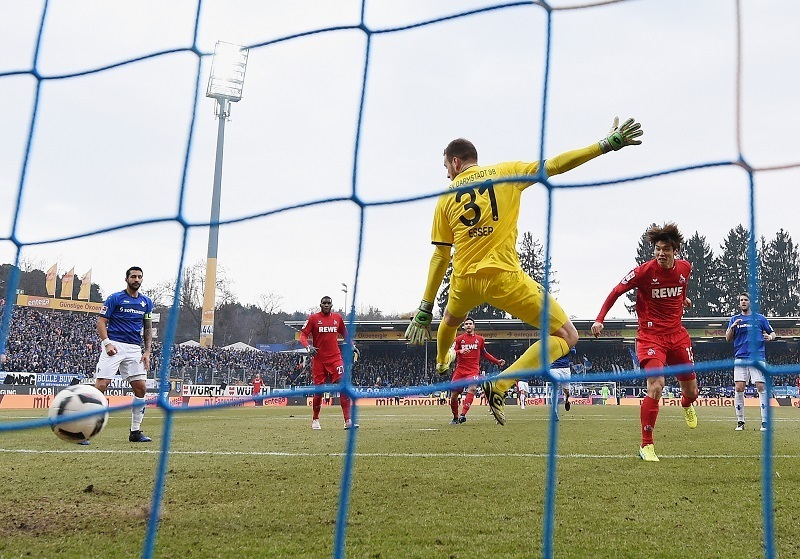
top-left (444, 138), bottom-right (478, 162)
top-left (320, 296), bottom-right (332, 304)
top-left (646, 222), bottom-right (683, 251)
top-left (463, 316), bottom-right (475, 325)
top-left (739, 292), bottom-right (750, 301)
top-left (126, 266), bottom-right (143, 279)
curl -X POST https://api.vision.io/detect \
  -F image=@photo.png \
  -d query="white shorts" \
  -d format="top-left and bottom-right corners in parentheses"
top-left (551, 367), bottom-right (571, 390)
top-left (96, 341), bottom-right (147, 382)
top-left (517, 381), bottom-right (530, 394)
top-left (733, 359), bottom-right (765, 385)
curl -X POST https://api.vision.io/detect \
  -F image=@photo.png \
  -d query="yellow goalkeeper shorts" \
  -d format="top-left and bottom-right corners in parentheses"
top-left (446, 269), bottom-right (568, 333)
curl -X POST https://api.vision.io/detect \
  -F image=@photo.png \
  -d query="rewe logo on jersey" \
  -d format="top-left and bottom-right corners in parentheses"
top-left (651, 286), bottom-right (683, 298)
top-left (460, 342), bottom-right (479, 352)
top-left (319, 326), bottom-right (339, 333)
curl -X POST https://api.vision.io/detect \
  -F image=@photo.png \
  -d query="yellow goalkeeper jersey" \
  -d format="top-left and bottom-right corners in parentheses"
top-left (431, 161), bottom-right (536, 277)
top-left (430, 143), bottom-right (601, 277)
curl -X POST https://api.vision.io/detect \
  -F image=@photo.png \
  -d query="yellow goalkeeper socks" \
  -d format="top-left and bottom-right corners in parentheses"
top-left (436, 320), bottom-right (459, 364)
top-left (496, 336), bottom-right (570, 393)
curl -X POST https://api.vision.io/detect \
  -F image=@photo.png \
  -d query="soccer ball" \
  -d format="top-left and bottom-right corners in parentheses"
top-left (49, 385), bottom-right (109, 442)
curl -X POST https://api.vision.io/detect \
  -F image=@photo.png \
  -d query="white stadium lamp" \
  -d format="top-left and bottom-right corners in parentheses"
top-left (199, 41), bottom-right (249, 348)
top-left (206, 41), bottom-right (249, 102)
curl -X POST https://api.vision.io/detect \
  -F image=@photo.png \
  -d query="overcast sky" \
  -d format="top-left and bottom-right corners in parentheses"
top-left (1, 0), bottom-right (798, 327)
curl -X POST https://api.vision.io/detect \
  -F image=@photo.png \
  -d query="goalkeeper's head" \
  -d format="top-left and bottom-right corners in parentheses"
top-left (443, 138), bottom-right (478, 181)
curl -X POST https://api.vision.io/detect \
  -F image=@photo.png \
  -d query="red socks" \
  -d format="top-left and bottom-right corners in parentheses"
top-left (340, 393), bottom-right (352, 422)
top-left (312, 394), bottom-right (322, 420)
top-left (450, 395), bottom-right (460, 419)
top-left (461, 393), bottom-right (474, 416)
top-left (640, 395), bottom-right (660, 446)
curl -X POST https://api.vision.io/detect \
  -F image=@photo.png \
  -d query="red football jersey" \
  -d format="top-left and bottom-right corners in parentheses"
top-left (252, 377), bottom-right (263, 395)
top-left (596, 258), bottom-right (692, 336)
top-left (300, 311), bottom-right (347, 362)
top-left (453, 333), bottom-right (500, 374)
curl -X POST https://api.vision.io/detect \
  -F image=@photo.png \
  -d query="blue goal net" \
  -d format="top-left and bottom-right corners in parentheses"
top-left (1, 1), bottom-right (798, 558)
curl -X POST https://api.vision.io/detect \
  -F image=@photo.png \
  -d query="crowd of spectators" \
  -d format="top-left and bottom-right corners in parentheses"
top-left (1, 304), bottom-right (798, 390)
top-left (3, 306), bottom-right (99, 374)
top-left (150, 342), bottom-right (305, 386)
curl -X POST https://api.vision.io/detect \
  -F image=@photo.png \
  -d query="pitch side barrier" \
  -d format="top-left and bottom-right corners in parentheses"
top-left (2, 381), bottom-right (798, 409)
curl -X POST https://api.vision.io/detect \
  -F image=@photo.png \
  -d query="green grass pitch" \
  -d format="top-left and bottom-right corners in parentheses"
top-left (1, 403), bottom-right (799, 558)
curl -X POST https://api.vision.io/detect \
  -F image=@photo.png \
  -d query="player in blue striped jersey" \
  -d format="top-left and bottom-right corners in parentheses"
top-left (94, 266), bottom-right (154, 443)
top-left (725, 293), bottom-right (776, 432)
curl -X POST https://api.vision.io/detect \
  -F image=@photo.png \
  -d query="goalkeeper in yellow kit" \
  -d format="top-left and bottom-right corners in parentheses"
top-left (405, 117), bottom-right (644, 424)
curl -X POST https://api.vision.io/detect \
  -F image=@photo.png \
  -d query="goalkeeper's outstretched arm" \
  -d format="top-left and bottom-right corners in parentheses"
top-left (405, 244), bottom-right (451, 345)
top-left (545, 116), bottom-right (644, 177)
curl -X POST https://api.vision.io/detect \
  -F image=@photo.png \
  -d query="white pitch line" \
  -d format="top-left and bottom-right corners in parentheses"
top-left (1, 448), bottom-right (799, 459)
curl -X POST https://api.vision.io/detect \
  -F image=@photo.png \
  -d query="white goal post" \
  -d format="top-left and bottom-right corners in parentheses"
top-left (544, 381), bottom-right (617, 405)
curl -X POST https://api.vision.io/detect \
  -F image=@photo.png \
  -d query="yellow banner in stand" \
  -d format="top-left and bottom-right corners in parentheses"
top-left (15, 294), bottom-right (104, 314)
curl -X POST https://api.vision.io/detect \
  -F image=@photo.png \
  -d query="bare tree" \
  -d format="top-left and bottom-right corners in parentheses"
top-left (256, 292), bottom-right (285, 342)
top-left (150, 260), bottom-right (237, 342)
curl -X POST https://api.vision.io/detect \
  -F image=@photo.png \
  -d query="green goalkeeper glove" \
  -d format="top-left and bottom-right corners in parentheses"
top-left (599, 117), bottom-right (643, 153)
top-left (404, 300), bottom-right (434, 345)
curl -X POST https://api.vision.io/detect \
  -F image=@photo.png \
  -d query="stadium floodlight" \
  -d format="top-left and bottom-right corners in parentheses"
top-left (199, 41), bottom-right (249, 348)
top-left (206, 41), bottom-right (249, 102)
top-left (341, 283), bottom-right (348, 315)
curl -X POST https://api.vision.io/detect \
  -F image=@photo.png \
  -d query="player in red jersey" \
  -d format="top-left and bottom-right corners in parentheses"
top-left (445, 317), bottom-right (505, 424)
top-left (300, 296), bottom-right (359, 430)
top-left (591, 223), bottom-right (698, 462)
top-left (251, 373), bottom-right (264, 406)
top-left (796, 375), bottom-right (800, 407)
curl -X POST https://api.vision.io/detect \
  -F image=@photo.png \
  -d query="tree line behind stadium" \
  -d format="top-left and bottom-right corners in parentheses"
top-left (1, 224), bottom-right (797, 345)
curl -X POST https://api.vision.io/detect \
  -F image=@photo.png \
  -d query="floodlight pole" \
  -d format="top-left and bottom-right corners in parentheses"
top-left (199, 98), bottom-right (230, 348)
top-left (199, 41), bottom-right (248, 348)
top-left (341, 283), bottom-right (348, 316)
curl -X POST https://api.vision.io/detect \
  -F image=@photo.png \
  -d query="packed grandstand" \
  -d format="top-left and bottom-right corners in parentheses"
top-left (1, 304), bottom-right (798, 395)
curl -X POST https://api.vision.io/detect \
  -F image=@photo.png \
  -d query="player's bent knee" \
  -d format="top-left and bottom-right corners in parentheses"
top-left (554, 321), bottom-right (579, 347)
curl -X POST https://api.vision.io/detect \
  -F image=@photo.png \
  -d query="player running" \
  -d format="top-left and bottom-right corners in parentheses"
top-left (591, 223), bottom-right (698, 462)
top-left (726, 292), bottom-right (776, 431)
top-left (445, 317), bottom-right (505, 424)
top-left (300, 296), bottom-right (359, 430)
top-left (405, 117), bottom-right (644, 425)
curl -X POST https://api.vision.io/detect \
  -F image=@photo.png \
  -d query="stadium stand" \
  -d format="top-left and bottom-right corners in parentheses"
top-left (2, 304), bottom-right (797, 392)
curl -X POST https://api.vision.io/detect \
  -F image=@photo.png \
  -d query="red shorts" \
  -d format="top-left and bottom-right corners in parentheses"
top-left (636, 328), bottom-right (696, 381)
top-left (451, 368), bottom-right (481, 392)
top-left (311, 358), bottom-right (344, 385)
